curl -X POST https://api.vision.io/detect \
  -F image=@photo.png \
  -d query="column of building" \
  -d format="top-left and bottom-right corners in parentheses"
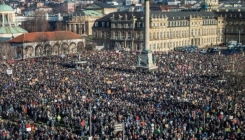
top-left (2, 13), bottom-right (4, 26)
top-left (72, 24), bottom-right (76, 34)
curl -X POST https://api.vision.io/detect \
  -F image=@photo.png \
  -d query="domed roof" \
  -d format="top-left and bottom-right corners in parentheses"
top-left (0, 4), bottom-right (13, 12)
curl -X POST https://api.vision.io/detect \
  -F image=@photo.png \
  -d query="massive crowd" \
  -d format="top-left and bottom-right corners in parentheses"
top-left (0, 50), bottom-right (245, 140)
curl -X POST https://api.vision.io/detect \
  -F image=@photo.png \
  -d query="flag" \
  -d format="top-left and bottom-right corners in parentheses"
top-left (26, 124), bottom-right (31, 132)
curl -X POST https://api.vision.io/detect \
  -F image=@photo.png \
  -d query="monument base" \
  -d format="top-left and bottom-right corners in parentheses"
top-left (136, 65), bottom-right (158, 71)
top-left (136, 50), bottom-right (158, 71)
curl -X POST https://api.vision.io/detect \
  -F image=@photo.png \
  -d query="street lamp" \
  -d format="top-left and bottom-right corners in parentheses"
top-left (89, 102), bottom-right (97, 138)
top-left (89, 102), bottom-right (92, 138)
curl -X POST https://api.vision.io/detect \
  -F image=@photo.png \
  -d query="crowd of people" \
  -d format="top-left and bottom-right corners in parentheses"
top-left (0, 50), bottom-right (245, 140)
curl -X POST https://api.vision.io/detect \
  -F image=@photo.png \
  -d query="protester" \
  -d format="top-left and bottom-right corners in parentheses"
top-left (0, 50), bottom-right (244, 140)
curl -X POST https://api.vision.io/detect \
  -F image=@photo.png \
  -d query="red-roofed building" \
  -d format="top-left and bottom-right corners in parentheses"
top-left (8, 31), bottom-right (85, 59)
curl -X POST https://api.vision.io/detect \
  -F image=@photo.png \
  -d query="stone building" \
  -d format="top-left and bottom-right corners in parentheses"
top-left (8, 31), bottom-right (85, 59)
top-left (92, 11), bottom-right (225, 51)
top-left (63, 2), bottom-right (117, 36)
top-left (215, 10), bottom-right (245, 44)
top-left (63, 10), bottom-right (103, 36)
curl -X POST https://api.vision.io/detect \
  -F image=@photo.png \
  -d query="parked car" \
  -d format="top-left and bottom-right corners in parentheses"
top-left (213, 47), bottom-right (220, 52)
top-left (199, 49), bottom-right (207, 54)
top-left (192, 45), bottom-right (199, 50)
top-left (207, 48), bottom-right (213, 53)
top-left (227, 44), bottom-right (234, 50)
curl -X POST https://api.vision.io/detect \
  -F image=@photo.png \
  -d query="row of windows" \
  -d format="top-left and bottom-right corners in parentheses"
top-left (93, 29), bottom-right (222, 40)
top-left (149, 37), bottom-right (221, 50)
top-left (226, 21), bottom-right (245, 25)
top-left (226, 28), bottom-right (244, 33)
top-left (95, 20), bottom-right (245, 28)
top-left (149, 28), bottom-right (218, 39)
top-left (95, 19), bottom-right (219, 28)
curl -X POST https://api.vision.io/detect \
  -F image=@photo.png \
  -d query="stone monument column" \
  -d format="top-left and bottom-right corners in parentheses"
top-left (144, 0), bottom-right (150, 50)
top-left (136, 0), bottom-right (158, 71)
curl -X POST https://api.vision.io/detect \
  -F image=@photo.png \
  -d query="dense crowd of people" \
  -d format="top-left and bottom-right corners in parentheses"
top-left (0, 50), bottom-right (245, 140)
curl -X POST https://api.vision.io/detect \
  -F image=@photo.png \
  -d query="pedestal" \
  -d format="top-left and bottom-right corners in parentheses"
top-left (136, 50), bottom-right (158, 71)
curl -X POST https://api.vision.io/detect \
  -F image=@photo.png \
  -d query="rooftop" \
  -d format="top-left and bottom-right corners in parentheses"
top-left (95, 11), bottom-right (217, 22)
top-left (70, 10), bottom-right (103, 17)
top-left (0, 3), bottom-right (14, 12)
top-left (8, 31), bottom-right (82, 43)
top-left (0, 26), bottom-right (27, 34)
top-left (87, 2), bottom-right (116, 9)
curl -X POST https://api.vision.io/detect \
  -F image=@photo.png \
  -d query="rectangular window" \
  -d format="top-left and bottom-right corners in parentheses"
top-left (118, 23), bottom-right (121, 28)
top-left (136, 32), bottom-right (140, 39)
top-left (121, 32), bottom-right (124, 40)
top-left (102, 22), bottom-right (105, 27)
top-left (111, 23), bottom-right (115, 28)
top-left (107, 22), bottom-right (109, 27)
top-left (106, 32), bottom-right (110, 39)
top-left (115, 32), bottom-right (118, 39)
top-left (137, 22), bottom-right (141, 27)
top-left (95, 22), bottom-right (98, 27)
top-left (101, 31), bottom-right (104, 39)
top-left (128, 32), bottom-right (131, 40)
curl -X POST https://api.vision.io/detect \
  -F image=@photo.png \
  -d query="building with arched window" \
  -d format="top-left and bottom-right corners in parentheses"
top-left (8, 31), bottom-right (86, 59)
top-left (92, 9), bottom-right (245, 51)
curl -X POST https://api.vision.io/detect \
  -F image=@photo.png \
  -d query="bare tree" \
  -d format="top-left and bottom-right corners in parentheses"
top-left (55, 21), bottom-right (65, 31)
top-left (21, 11), bottom-right (50, 32)
top-left (0, 42), bottom-right (16, 61)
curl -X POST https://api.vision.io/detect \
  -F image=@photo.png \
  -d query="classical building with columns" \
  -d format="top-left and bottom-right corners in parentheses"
top-left (92, 11), bottom-right (226, 51)
top-left (8, 31), bottom-right (85, 59)
top-left (0, 3), bottom-right (27, 41)
top-left (63, 10), bottom-right (103, 36)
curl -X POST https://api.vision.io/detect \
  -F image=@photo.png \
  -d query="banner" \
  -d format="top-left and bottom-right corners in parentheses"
top-left (6, 69), bottom-right (12, 75)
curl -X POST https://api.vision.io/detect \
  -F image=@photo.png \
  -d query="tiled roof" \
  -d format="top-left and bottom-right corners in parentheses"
top-left (8, 31), bottom-right (82, 43)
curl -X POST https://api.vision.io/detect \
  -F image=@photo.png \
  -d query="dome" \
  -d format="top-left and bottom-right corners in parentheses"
top-left (0, 4), bottom-right (13, 12)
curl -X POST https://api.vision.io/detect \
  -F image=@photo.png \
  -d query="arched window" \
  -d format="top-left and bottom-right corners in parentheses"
top-left (94, 31), bottom-right (98, 38)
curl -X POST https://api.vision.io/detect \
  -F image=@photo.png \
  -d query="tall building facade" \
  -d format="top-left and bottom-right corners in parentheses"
top-left (92, 11), bottom-right (226, 51)
top-left (63, 10), bottom-right (103, 36)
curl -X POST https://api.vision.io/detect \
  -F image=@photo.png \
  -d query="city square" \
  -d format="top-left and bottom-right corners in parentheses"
top-left (0, 50), bottom-right (245, 139)
top-left (0, 0), bottom-right (245, 139)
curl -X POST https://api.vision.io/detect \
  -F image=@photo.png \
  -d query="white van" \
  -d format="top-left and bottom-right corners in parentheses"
top-left (227, 44), bottom-right (234, 50)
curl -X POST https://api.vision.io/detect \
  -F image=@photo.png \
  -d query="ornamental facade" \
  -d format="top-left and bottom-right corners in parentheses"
top-left (92, 10), bottom-right (245, 51)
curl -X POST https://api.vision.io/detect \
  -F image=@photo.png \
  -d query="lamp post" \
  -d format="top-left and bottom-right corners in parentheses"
top-left (239, 30), bottom-right (241, 44)
top-left (89, 101), bottom-right (97, 139)
top-left (89, 102), bottom-right (92, 137)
